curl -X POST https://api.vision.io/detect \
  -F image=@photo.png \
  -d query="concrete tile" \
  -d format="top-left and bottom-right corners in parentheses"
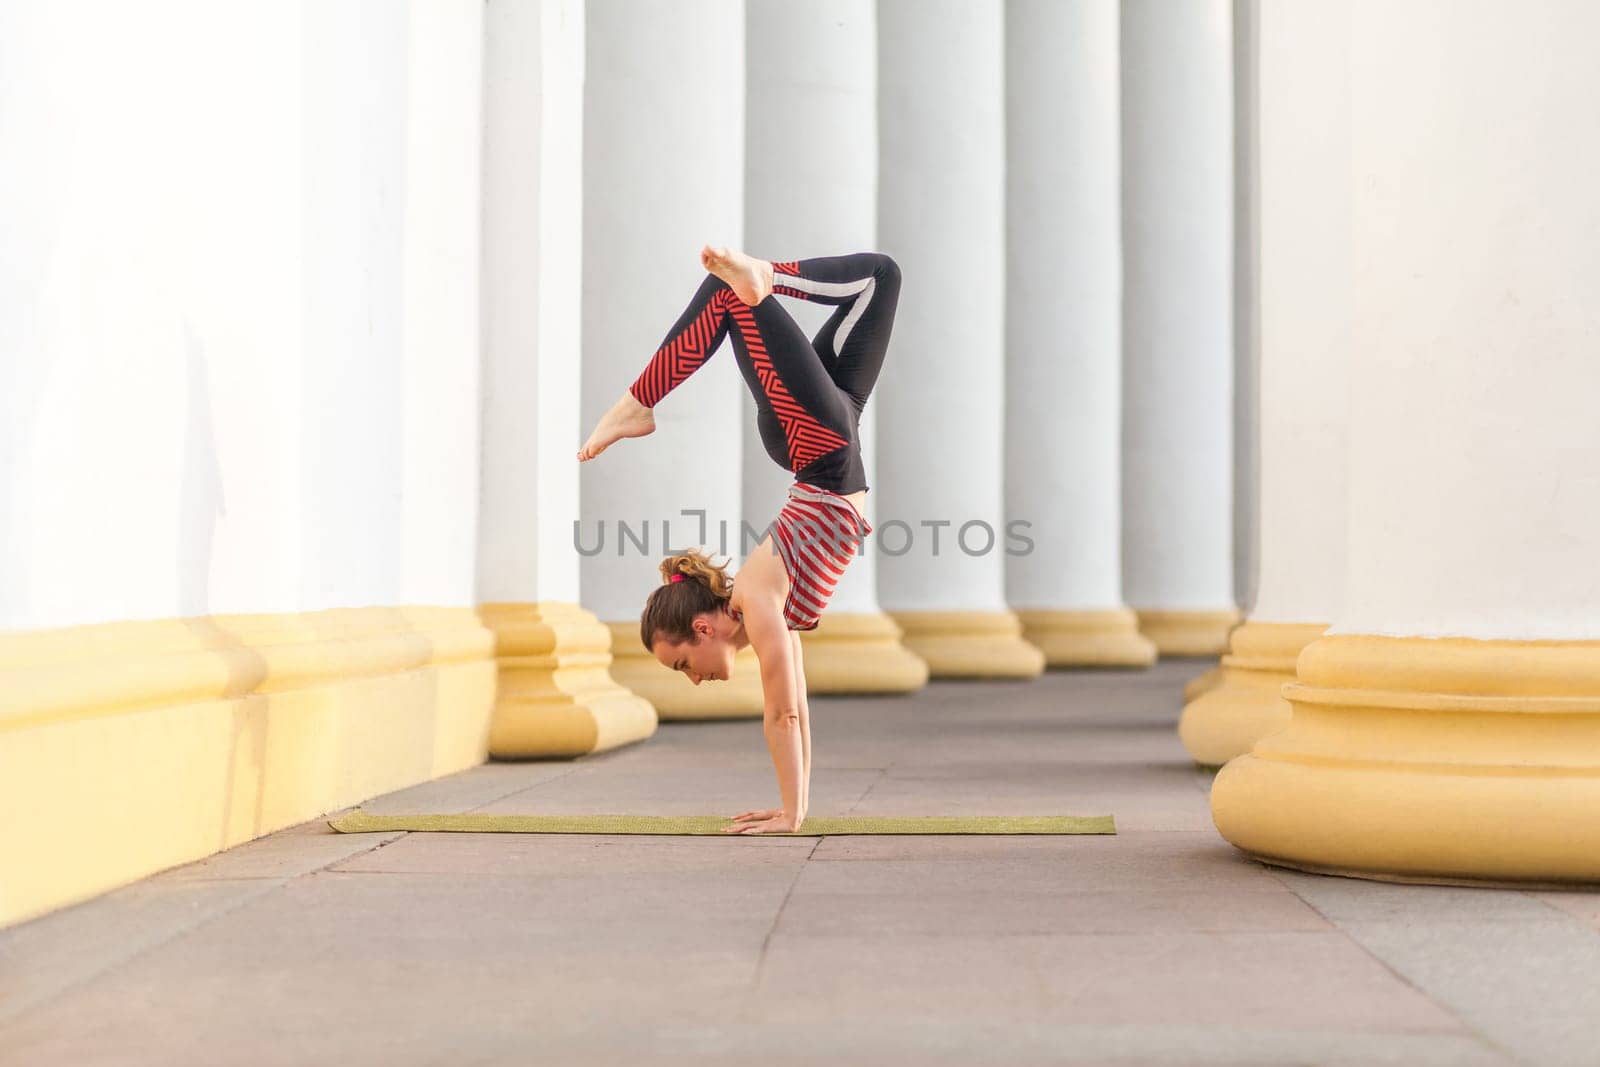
top-left (269, 868), bottom-right (800, 940)
top-left (881, 759), bottom-right (1206, 789)
top-left (348, 760), bottom-right (580, 814)
top-left (152, 829), bottom-right (405, 882)
top-left (0, 1015), bottom-right (1512, 1067)
top-left (753, 932), bottom-right (1053, 1022)
top-left (809, 832), bottom-right (1281, 892)
top-left (258, 869), bottom-right (786, 951)
top-left (0, 868), bottom-right (774, 1067)
top-left (0, 878), bottom-right (286, 1025)
top-left (1, 936), bottom-right (757, 1067)
top-left (331, 830), bottom-right (817, 874)
top-left (1321, 917), bottom-right (1600, 1067)
top-left (1530, 889), bottom-right (1600, 928)
top-left (1268, 868), bottom-right (1566, 925)
top-left (887, 733), bottom-right (1203, 765)
top-left (530, 1019), bottom-right (1513, 1067)
top-left (1029, 931), bottom-right (1467, 1033)
top-left (774, 888), bottom-right (1332, 937)
top-left (792, 852), bottom-right (1273, 898)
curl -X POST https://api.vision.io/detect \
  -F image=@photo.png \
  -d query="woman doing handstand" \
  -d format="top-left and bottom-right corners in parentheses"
top-left (577, 246), bottom-right (902, 835)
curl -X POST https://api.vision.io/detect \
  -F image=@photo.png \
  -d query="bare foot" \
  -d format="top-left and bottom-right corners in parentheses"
top-left (700, 244), bottom-right (774, 306)
top-left (578, 389), bottom-right (656, 461)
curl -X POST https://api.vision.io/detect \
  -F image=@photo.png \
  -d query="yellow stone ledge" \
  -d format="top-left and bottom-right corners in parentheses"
top-left (1016, 608), bottom-right (1158, 669)
top-left (1178, 621), bottom-right (1327, 766)
top-left (798, 612), bottom-right (929, 694)
top-left (1135, 609), bottom-right (1240, 658)
top-left (1211, 634), bottom-right (1600, 886)
top-left (0, 606), bottom-right (496, 929)
top-left (1182, 665), bottom-right (1224, 703)
top-left (479, 603), bottom-right (656, 757)
top-left (888, 610), bottom-right (1046, 679)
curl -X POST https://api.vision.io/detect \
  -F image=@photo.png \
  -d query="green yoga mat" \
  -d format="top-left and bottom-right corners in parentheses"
top-left (329, 808), bottom-right (1116, 836)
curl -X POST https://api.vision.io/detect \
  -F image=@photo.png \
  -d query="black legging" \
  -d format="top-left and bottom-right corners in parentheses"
top-left (628, 252), bottom-right (902, 494)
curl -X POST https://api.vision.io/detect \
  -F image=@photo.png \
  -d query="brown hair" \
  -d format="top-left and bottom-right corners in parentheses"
top-left (639, 548), bottom-right (736, 651)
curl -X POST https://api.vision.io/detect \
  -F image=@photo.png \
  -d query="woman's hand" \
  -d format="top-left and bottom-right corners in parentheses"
top-left (722, 810), bottom-right (803, 834)
top-left (729, 808), bottom-right (783, 823)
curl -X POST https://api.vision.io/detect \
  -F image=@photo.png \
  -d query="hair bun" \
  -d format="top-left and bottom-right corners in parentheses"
top-left (653, 548), bottom-right (734, 597)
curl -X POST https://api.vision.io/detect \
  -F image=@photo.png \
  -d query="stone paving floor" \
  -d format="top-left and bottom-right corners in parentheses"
top-left (4, 661), bottom-right (1600, 1066)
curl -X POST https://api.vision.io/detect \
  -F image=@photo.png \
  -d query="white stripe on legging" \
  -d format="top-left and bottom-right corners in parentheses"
top-left (775, 272), bottom-right (876, 355)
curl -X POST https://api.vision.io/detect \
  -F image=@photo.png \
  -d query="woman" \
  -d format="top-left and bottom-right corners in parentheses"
top-left (577, 245), bottom-right (902, 835)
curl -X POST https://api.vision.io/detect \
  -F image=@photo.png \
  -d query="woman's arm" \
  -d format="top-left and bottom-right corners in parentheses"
top-left (727, 601), bottom-right (805, 832)
top-left (791, 630), bottom-right (811, 819)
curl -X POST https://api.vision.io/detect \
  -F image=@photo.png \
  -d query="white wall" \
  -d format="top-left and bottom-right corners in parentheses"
top-left (0, 0), bottom-right (483, 632)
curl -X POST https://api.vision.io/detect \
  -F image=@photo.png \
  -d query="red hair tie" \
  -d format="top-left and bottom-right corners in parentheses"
top-left (669, 574), bottom-right (685, 583)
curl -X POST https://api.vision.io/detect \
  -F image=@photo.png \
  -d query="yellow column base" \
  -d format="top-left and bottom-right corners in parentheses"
top-left (797, 612), bottom-right (929, 694)
top-left (1136, 609), bottom-right (1240, 657)
top-left (605, 621), bottom-right (765, 720)
top-left (1178, 621), bottom-right (1327, 766)
top-left (1183, 665), bottom-right (1225, 703)
top-left (0, 607), bottom-right (496, 928)
top-left (887, 610), bottom-right (1046, 679)
top-left (478, 603), bottom-right (657, 758)
top-left (1212, 634), bottom-right (1600, 886)
top-left (1015, 608), bottom-right (1158, 669)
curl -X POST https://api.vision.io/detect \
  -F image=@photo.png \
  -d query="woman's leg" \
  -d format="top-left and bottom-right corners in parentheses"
top-left (627, 273), bottom-right (735, 408)
top-left (728, 287), bottom-right (858, 475)
top-left (625, 267), bottom-right (857, 477)
top-left (770, 253), bottom-right (902, 413)
top-left (580, 274), bottom-right (733, 461)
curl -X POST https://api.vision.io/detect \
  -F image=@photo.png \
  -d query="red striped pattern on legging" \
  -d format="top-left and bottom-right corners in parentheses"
top-left (629, 290), bottom-right (733, 409)
top-left (768, 482), bottom-right (872, 631)
top-left (720, 299), bottom-right (851, 470)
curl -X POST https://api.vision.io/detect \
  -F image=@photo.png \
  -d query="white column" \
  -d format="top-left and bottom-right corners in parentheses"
top-left (1120, 0), bottom-right (1238, 656)
top-left (400, 0), bottom-right (483, 608)
top-left (297, 1), bottom-right (408, 610)
top-left (1005, 0), bottom-right (1155, 669)
top-left (479, 0), bottom-right (584, 611)
top-left (580, 0), bottom-right (762, 715)
top-left (876, 0), bottom-right (1042, 678)
top-left (1232, 0), bottom-right (1261, 615)
top-left (742, 0), bottom-right (926, 693)
top-left (1213, 0), bottom-right (1600, 885)
top-left (1179, 0), bottom-right (1348, 764)
top-left (1338, 10), bottom-right (1600, 646)
top-left (481, 0), bottom-right (654, 755)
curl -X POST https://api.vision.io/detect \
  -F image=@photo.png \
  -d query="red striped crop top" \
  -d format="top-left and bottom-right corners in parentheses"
top-left (752, 481), bottom-right (872, 631)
